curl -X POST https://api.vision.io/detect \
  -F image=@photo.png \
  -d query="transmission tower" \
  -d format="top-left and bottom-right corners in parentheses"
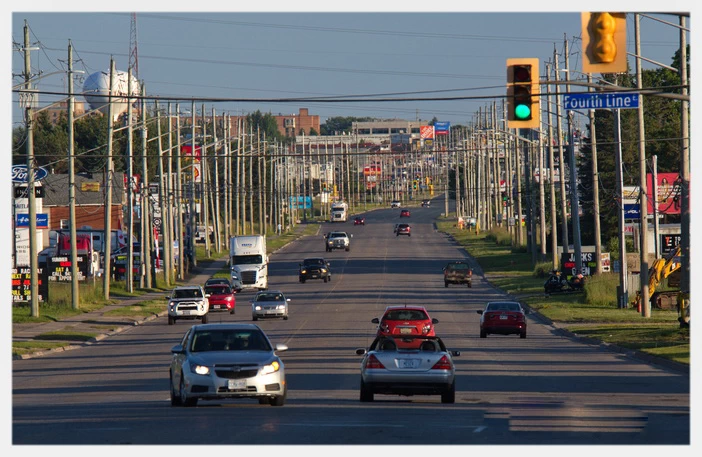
top-left (129, 12), bottom-right (139, 80)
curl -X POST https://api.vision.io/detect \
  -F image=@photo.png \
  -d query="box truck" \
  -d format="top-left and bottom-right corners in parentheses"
top-left (229, 235), bottom-right (269, 292)
top-left (330, 201), bottom-right (348, 222)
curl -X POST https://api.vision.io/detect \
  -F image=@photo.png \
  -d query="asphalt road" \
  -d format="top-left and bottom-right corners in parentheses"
top-left (12, 201), bottom-right (690, 445)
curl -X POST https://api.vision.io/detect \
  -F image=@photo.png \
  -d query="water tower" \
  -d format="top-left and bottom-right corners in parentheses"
top-left (82, 70), bottom-right (140, 122)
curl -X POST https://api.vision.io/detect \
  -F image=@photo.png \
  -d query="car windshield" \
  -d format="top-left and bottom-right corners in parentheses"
top-left (487, 302), bottom-right (521, 312)
top-left (232, 254), bottom-right (263, 265)
top-left (303, 259), bottom-right (325, 266)
top-left (190, 329), bottom-right (271, 352)
top-left (329, 233), bottom-right (346, 238)
top-left (448, 264), bottom-right (470, 270)
top-left (255, 293), bottom-right (284, 302)
top-left (384, 310), bottom-right (428, 320)
top-left (173, 288), bottom-right (203, 299)
top-left (399, 224), bottom-right (409, 228)
top-left (205, 285), bottom-right (231, 295)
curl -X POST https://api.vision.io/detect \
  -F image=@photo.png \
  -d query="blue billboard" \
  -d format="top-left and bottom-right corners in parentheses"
top-left (289, 196), bottom-right (312, 209)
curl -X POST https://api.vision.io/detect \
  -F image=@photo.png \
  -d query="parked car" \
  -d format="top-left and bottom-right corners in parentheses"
top-left (354, 216), bottom-right (365, 226)
top-left (396, 223), bottom-right (411, 236)
top-left (251, 290), bottom-right (290, 321)
top-left (324, 231), bottom-right (352, 252)
top-left (391, 200), bottom-right (401, 208)
top-left (372, 305), bottom-right (439, 343)
top-left (169, 323), bottom-right (288, 407)
top-left (421, 200), bottom-right (431, 207)
top-left (204, 283), bottom-right (236, 314)
top-left (477, 301), bottom-right (528, 339)
top-left (356, 335), bottom-right (459, 403)
top-left (166, 285), bottom-right (210, 325)
top-left (400, 209), bottom-right (411, 218)
top-left (443, 261), bottom-right (473, 288)
top-left (299, 257), bottom-right (332, 283)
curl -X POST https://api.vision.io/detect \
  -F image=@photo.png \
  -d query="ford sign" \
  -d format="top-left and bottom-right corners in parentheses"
top-left (12, 164), bottom-right (49, 183)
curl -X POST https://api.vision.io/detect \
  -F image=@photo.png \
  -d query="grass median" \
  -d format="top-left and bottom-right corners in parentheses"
top-left (435, 218), bottom-right (689, 366)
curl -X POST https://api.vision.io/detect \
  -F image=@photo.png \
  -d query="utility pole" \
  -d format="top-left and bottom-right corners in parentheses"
top-left (212, 107), bottom-right (221, 253)
top-left (67, 41), bottom-right (79, 309)
top-left (634, 14), bottom-right (650, 317)
top-left (587, 74), bottom-right (603, 275)
top-left (614, 107), bottom-right (628, 308)
top-left (126, 68), bottom-right (135, 292)
top-left (103, 58), bottom-right (116, 300)
top-left (141, 82), bottom-right (151, 289)
top-left (190, 100), bottom-right (197, 268)
top-left (156, 101), bottom-right (171, 286)
top-left (554, 46), bottom-right (570, 256)
top-left (22, 21), bottom-right (39, 316)
top-left (175, 103), bottom-right (185, 280)
top-left (202, 103), bottom-right (210, 257)
top-left (678, 14), bottom-right (690, 324)
top-left (546, 62), bottom-right (558, 269)
top-left (564, 36), bottom-right (583, 274)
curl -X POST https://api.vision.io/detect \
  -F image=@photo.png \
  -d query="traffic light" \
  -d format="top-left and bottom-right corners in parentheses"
top-left (506, 58), bottom-right (540, 129)
top-left (581, 12), bottom-right (627, 73)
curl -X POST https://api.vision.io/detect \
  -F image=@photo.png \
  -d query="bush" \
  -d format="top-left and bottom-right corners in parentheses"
top-left (533, 262), bottom-right (554, 278)
top-left (584, 272), bottom-right (619, 306)
top-left (485, 227), bottom-right (512, 246)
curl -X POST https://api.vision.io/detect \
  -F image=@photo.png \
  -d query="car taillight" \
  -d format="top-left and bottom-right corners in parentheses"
top-left (380, 324), bottom-right (390, 333)
top-left (365, 355), bottom-right (385, 369)
top-left (431, 355), bottom-right (452, 370)
top-left (422, 324), bottom-right (431, 334)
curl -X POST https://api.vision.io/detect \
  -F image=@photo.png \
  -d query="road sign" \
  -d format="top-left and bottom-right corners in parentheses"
top-left (563, 92), bottom-right (639, 111)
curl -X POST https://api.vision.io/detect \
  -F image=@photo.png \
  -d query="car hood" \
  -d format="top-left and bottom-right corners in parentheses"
top-left (253, 300), bottom-right (286, 306)
top-left (169, 297), bottom-right (206, 302)
top-left (189, 351), bottom-right (278, 366)
top-left (232, 264), bottom-right (262, 272)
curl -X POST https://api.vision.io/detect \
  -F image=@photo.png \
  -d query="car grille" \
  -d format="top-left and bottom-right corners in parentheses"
top-left (217, 386), bottom-right (258, 393)
top-left (240, 271), bottom-right (257, 285)
top-left (175, 301), bottom-right (201, 311)
top-left (214, 365), bottom-right (259, 379)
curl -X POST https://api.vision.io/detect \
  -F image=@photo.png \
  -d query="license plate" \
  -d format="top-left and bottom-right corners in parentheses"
top-left (311, 275), bottom-right (318, 278)
top-left (228, 379), bottom-right (246, 390)
top-left (500, 315), bottom-right (508, 320)
top-left (185, 310), bottom-right (194, 315)
top-left (399, 359), bottom-right (419, 369)
top-left (213, 305), bottom-right (221, 309)
top-left (400, 327), bottom-right (412, 334)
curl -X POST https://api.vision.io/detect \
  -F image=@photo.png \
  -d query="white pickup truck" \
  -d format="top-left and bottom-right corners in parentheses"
top-left (324, 231), bottom-right (352, 252)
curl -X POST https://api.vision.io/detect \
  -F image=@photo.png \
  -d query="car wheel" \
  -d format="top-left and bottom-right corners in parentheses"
top-left (300, 278), bottom-right (306, 284)
top-left (253, 315), bottom-right (258, 321)
top-left (283, 315), bottom-right (288, 320)
top-left (520, 330), bottom-right (527, 339)
top-left (230, 309), bottom-right (236, 315)
top-left (201, 314), bottom-right (208, 324)
top-left (324, 276), bottom-right (328, 283)
top-left (360, 378), bottom-right (373, 402)
top-left (180, 374), bottom-right (197, 407)
top-left (345, 247), bottom-right (349, 252)
top-left (328, 275), bottom-right (331, 282)
top-left (169, 372), bottom-right (180, 406)
top-left (168, 315), bottom-right (175, 325)
top-left (445, 282), bottom-right (449, 288)
top-left (270, 387), bottom-right (287, 407)
top-left (480, 329), bottom-right (487, 338)
top-left (441, 381), bottom-right (456, 404)
top-left (258, 398), bottom-right (268, 405)
top-left (408, 234), bottom-right (411, 237)
top-left (468, 283), bottom-right (472, 288)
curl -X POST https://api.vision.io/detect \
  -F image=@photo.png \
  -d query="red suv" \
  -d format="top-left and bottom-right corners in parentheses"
top-left (372, 306), bottom-right (439, 339)
top-left (396, 223), bottom-right (411, 236)
top-left (400, 209), bottom-right (411, 218)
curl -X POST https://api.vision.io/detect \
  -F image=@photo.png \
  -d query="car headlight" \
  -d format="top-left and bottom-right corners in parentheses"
top-left (261, 360), bottom-right (280, 375)
top-left (231, 275), bottom-right (239, 280)
top-left (277, 304), bottom-right (286, 310)
top-left (321, 268), bottom-right (327, 273)
top-left (255, 305), bottom-right (262, 311)
top-left (301, 269), bottom-right (307, 274)
top-left (191, 364), bottom-right (210, 375)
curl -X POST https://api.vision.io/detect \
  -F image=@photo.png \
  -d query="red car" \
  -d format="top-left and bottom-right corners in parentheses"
top-left (400, 209), bottom-right (411, 218)
top-left (371, 306), bottom-right (439, 343)
top-left (354, 216), bottom-right (365, 225)
top-left (477, 301), bottom-right (527, 339)
top-left (204, 284), bottom-right (236, 314)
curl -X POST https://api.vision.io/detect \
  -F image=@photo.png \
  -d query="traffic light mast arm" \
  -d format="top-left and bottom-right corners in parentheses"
top-left (540, 79), bottom-right (689, 101)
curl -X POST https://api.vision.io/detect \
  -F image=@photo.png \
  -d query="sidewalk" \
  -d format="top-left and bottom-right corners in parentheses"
top-left (12, 223), bottom-right (314, 360)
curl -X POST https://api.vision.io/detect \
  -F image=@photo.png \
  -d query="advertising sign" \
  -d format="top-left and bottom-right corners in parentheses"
top-left (661, 234), bottom-right (681, 253)
top-left (11, 267), bottom-right (48, 303)
top-left (289, 196), bottom-right (312, 209)
top-left (420, 125), bottom-right (435, 139)
top-left (623, 203), bottom-right (640, 220)
top-left (15, 213), bottom-right (49, 228)
top-left (48, 256), bottom-right (89, 282)
top-left (647, 172), bottom-right (681, 215)
top-left (560, 251), bottom-right (602, 278)
top-left (434, 122), bottom-right (450, 136)
top-left (11, 164), bottom-right (49, 183)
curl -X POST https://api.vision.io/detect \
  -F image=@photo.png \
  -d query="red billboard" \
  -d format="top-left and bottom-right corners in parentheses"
top-left (647, 172), bottom-right (681, 215)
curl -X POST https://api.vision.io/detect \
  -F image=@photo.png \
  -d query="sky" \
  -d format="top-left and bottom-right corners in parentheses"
top-left (7, 3), bottom-right (693, 131)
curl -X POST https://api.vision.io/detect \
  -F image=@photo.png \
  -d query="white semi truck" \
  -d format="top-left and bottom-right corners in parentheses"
top-left (330, 201), bottom-right (348, 222)
top-left (229, 235), bottom-right (269, 292)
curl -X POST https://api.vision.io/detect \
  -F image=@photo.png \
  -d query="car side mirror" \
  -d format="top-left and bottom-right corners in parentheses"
top-left (476, 310), bottom-right (483, 315)
top-left (287, 298), bottom-right (291, 302)
top-left (275, 343), bottom-right (289, 352)
top-left (451, 350), bottom-right (461, 357)
top-left (165, 296), bottom-right (171, 300)
top-left (371, 317), bottom-right (380, 324)
top-left (432, 318), bottom-right (439, 324)
top-left (350, 234), bottom-right (354, 238)
top-left (171, 344), bottom-right (184, 354)
top-left (355, 348), bottom-right (367, 355)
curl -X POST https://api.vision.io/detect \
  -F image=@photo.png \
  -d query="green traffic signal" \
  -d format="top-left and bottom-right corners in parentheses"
top-left (514, 104), bottom-right (531, 120)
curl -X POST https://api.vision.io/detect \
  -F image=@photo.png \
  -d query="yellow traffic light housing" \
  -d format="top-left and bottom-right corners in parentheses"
top-left (581, 12), bottom-right (627, 73)
top-left (506, 58), bottom-right (540, 129)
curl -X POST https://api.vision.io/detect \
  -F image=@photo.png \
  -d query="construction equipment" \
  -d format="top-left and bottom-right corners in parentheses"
top-left (635, 246), bottom-right (687, 325)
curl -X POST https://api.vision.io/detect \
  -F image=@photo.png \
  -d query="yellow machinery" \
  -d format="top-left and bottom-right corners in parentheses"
top-left (638, 246), bottom-right (688, 327)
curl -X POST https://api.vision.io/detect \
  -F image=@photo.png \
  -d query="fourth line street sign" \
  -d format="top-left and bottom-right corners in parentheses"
top-left (563, 92), bottom-right (640, 111)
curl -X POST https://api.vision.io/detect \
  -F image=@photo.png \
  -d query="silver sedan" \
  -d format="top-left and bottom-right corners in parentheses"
top-left (356, 335), bottom-right (460, 404)
top-left (169, 323), bottom-right (288, 407)
top-left (251, 290), bottom-right (290, 321)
